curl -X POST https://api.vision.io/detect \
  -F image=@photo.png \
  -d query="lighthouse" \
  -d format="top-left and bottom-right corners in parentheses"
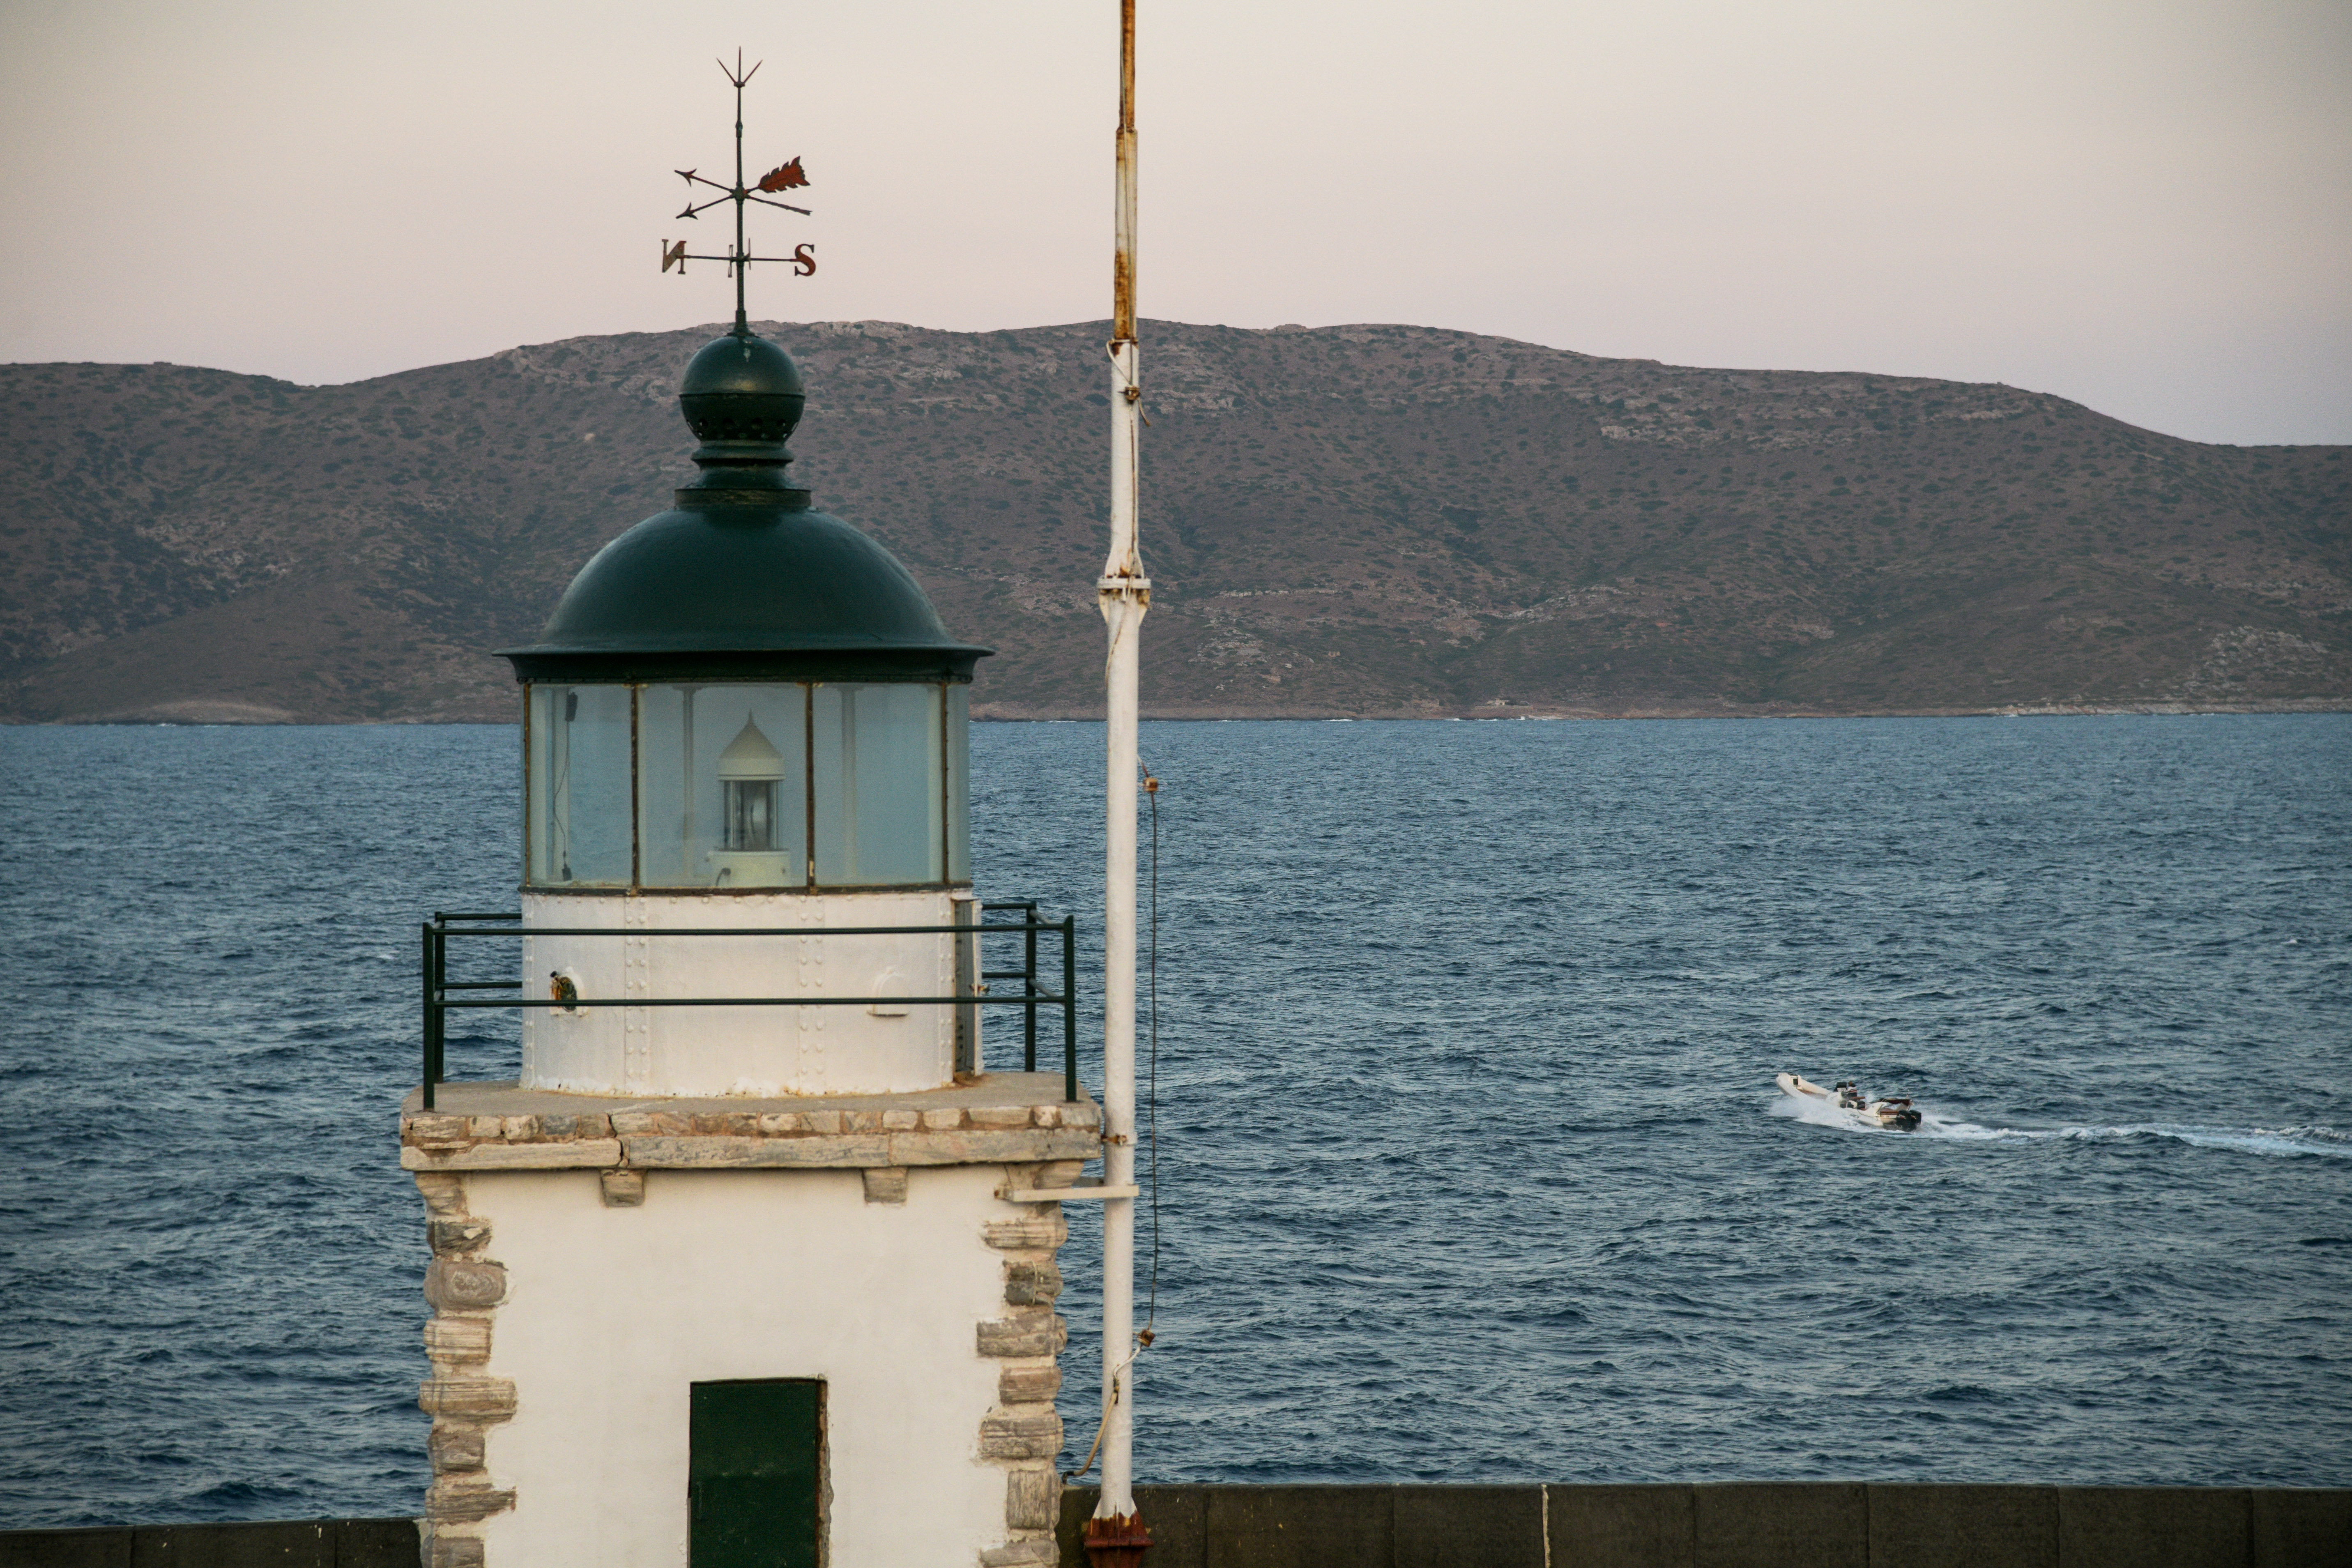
top-left (399, 69), bottom-right (1105, 1568)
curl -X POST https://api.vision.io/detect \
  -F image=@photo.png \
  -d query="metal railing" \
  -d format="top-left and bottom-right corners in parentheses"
top-left (420, 903), bottom-right (1079, 1110)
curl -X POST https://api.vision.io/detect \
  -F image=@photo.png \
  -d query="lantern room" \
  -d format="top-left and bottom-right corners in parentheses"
top-left (520, 678), bottom-right (968, 891)
top-left (497, 325), bottom-right (990, 1099)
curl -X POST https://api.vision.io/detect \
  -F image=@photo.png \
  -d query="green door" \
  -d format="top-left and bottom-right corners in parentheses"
top-left (690, 1379), bottom-right (823, 1568)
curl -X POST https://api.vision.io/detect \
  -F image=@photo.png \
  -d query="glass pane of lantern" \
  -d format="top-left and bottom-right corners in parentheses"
top-left (946, 683), bottom-right (971, 883)
top-left (638, 684), bottom-right (808, 889)
top-left (812, 683), bottom-right (944, 886)
top-left (525, 684), bottom-right (634, 886)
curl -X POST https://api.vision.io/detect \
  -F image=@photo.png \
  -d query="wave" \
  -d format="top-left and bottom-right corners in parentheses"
top-left (1768, 1090), bottom-right (2348, 1158)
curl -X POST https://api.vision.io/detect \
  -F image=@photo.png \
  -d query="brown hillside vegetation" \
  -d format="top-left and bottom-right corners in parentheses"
top-left (1, 319), bottom-right (2346, 722)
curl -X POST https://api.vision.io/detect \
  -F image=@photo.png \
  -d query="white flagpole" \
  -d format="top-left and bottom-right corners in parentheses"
top-left (1093, 0), bottom-right (1148, 1540)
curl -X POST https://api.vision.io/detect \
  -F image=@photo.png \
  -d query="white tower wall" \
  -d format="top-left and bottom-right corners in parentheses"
top-left (476, 1167), bottom-right (1006, 1567)
top-left (519, 889), bottom-right (972, 1097)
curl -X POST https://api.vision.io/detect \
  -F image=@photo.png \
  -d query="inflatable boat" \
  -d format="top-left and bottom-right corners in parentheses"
top-left (1777, 1072), bottom-right (1922, 1132)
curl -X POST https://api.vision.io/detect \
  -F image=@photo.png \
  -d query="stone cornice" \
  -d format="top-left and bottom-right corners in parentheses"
top-left (400, 1077), bottom-right (1102, 1173)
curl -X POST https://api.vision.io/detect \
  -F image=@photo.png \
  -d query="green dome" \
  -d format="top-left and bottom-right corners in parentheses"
top-left (499, 328), bottom-right (987, 685)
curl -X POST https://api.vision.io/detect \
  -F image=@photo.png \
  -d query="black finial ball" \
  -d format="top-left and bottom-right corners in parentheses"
top-left (678, 330), bottom-right (806, 444)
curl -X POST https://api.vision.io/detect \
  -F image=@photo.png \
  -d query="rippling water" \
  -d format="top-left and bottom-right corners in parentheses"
top-left (1, 715), bottom-right (2346, 1526)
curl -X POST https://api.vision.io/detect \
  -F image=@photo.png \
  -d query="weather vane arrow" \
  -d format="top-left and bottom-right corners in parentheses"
top-left (661, 49), bottom-right (817, 335)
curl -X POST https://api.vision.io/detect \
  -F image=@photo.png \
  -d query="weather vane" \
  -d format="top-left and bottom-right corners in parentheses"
top-left (662, 50), bottom-right (816, 335)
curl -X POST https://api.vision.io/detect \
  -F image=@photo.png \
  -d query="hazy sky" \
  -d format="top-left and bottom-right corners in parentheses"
top-left (4, 0), bottom-right (2347, 445)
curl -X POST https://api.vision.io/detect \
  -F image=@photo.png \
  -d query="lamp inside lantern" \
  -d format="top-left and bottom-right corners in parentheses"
top-left (713, 713), bottom-right (791, 884)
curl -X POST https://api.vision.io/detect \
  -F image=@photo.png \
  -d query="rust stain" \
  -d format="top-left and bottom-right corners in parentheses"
top-left (1083, 1510), bottom-right (1152, 1568)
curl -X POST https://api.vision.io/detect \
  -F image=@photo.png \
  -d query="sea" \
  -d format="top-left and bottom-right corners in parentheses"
top-left (0, 714), bottom-right (2346, 1527)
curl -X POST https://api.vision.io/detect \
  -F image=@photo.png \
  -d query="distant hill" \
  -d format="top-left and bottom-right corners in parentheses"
top-left (2, 320), bottom-right (2346, 722)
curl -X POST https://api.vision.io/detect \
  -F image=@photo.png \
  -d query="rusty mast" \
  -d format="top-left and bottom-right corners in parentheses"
top-left (1090, 0), bottom-right (1152, 1557)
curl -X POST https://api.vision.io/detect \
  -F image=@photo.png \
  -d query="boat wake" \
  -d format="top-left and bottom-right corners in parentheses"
top-left (1921, 1118), bottom-right (2351, 1159)
top-left (1769, 1090), bottom-right (2350, 1158)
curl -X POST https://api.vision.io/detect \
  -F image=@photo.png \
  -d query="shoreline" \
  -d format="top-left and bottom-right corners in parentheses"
top-left (5, 697), bottom-right (2348, 728)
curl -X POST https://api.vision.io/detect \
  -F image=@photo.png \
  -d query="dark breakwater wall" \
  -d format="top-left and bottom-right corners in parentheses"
top-left (1055, 1485), bottom-right (2350, 1566)
top-left (0, 1518), bottom-right (414, 1567)
top-left (5, 1488), bottom-right (2345, 1567)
